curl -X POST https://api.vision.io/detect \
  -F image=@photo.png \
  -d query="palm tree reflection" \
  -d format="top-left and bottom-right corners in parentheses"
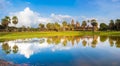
top-left (109, 38), bottom-right (114, 47)
top-left (13, 44), bottom-right (19, 54)
top-left (63, 39), bottom-right (67, 46)
top-left (2, 43), bottom-right (11, 54)
top-left (115, 40), bottom-right (120, 48)
top-left (2, 42), bottom-right (19, 54)
top-left (82, 40), bottom-right (87, 47)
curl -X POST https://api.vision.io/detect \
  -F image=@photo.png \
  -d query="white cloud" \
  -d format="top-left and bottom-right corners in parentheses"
top-left (9, 7), bottom-right (73, 27)
top-left (51, 13), bottom-right (73, 23)
top-left (10, 7), bottom-right (49, 27)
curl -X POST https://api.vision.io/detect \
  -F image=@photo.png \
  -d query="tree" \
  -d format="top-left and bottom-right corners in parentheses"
top-left (1, 19), bottom-right (9, 27)
top-left (1, 16), bottom-right (11, 31)
top-left (81, 21), bottom-right (87, 30)
top-left (46, 23), bottom-right (55, 31)
top-left (12, 16), bottom-right (18, 27)
top-left (100, 23), bottom-right (108, 31)
top-left (91, 19), bottom-right (98, 32)
top-left (62, 21), bottom-right (67, 31)
top-left (54, 22), bottom-right (60, 31)
top-left (5, 16), bottom-right (11, 23)
top-left (0, 25), bottom-right (5, 30)
top-left (1, 16), bottom-right (11, 27)
top-left (46, 23), bottom-right (51, 30)
top-left (46, 23), bottom-right (50, 30)
top-left (109, 20), bottom-right (114, 31)
top-left (21, 25), bottom-right (26, 31)
top-left (115, 19), bottom-right (120, 31)
top-left (39, 23), bottom-right (44, 31)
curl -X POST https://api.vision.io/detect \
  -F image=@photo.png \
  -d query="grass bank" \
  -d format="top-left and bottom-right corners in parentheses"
top-left (0, 31), bottom-right (120, 41)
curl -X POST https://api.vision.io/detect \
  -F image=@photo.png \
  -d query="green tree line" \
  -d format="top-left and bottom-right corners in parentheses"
top-left (0, 16), bottom-right (120, 32)
top-left (100, 19), bottom-right (120, 31)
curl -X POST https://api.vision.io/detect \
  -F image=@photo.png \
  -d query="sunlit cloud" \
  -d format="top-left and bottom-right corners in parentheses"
top-left (9, 7), bottom-right (74, 27)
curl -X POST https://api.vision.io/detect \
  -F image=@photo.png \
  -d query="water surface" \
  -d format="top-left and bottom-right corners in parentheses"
top-left (0, 36), bottom-right (120, 66)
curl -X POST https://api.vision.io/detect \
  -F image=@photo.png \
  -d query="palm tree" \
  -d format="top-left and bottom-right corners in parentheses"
top-left (109, 20), bottom-right (114, 30)
top-left (62, 21), bottom-right (67, 31)
top-left (115, 19), bottom-right (120, 31)
top-left (39, 23), bottom-right (44, 31)
top-left (5, 16), bottom-right (11, 23)
top-left (1, 16), bottom-right (11, 27)
top-left (1, 18), bottom-right (9, 27)
top-left (82, 21), bottom-right (87, 30)
top-left (54, 22), bottom-right (60, 31)
top-left (1, 16), bottom-right (11, 31)
top-left (46, 23), bottom-right (55, 31)
top-left (12, 16), bottom-right (18, 27)
top-left (91, 19), bottom-right (98, 32)
top-left (46, 23), bottom-right (51, 30)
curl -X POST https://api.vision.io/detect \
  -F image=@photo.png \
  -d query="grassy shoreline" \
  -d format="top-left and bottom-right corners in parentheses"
top-left (0, 31), bottom-right (120, 41)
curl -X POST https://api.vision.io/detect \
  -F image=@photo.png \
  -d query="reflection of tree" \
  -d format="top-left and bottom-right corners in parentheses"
top-left (115, 40), bottom-right (120, 48)
top-left (67, 36), bottom-right (71, 42)
top-left (75, 36), bottom-right (80, 44)
top-left (71, 36), bottom-right (75, 46)
top-left (47, 38), bottom-right (52, 44)
top-left (54, 37), bottom-right (61, 45)
top-left (109, 38), bottom-right (114, 47)
top-left (2, 43), bottom-right (11, 54)
top-left (100, 36), bottom-right (108, 42)
top-left (109, 36), bottom-right (117, 41)
top-left (82, 40), bottom-right (87, 47)
top-left (91, 40), bottom-right (98, 48)
top-left (108, 36), bottom-right (120, 48)
top-left (13, 45), bottom-right (19, 54)
top-left (62, 39), bottom-right (67, 46)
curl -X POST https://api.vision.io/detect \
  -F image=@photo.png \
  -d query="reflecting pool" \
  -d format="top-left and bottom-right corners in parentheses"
top-left (0, 36), bottom-right (120, 66)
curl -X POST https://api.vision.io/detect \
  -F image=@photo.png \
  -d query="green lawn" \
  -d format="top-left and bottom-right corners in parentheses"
top-left (0, 31), bottom-right (120, 41)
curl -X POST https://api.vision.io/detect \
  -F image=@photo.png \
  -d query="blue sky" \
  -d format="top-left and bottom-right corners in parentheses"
top-left (0, 0), bottom-right (120, 27)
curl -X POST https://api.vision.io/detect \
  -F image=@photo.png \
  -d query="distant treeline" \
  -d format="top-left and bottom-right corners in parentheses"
top-left (0, 16), bottom-right (120, 32)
